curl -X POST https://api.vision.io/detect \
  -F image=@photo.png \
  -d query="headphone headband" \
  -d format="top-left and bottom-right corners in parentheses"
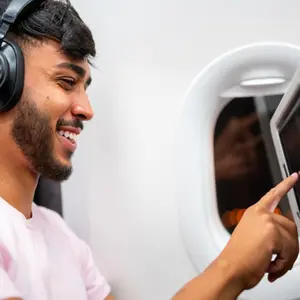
top-left (0, 0), bottom-right (39, 42)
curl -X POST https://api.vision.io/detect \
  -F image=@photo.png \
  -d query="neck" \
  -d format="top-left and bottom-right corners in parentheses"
top-left (0, 154), bottom-right (38, 219)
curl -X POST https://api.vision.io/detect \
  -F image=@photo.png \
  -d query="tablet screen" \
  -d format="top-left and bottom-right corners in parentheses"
top-left (279, 97), bottom-right (300, 208)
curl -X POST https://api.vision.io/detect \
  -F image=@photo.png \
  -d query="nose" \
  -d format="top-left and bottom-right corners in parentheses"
top-left (70, 93), bottom-right (94, 121)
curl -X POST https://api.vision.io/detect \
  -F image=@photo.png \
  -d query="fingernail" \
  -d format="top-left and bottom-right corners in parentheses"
top-left (292, 172), bottom-right (298, 178)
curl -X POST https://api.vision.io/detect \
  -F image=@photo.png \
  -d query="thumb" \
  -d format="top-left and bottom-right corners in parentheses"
top-left (257, 172), bottom-right (299, 212)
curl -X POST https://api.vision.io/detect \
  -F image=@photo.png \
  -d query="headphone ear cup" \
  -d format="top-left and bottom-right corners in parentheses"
top-left (0, 39), bottom-right (24, 113)
top-left (0, 52), bottom-right (9, 89)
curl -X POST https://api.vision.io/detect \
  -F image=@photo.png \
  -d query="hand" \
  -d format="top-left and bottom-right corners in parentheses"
top-left (218, 173), bottom-right (299, 290)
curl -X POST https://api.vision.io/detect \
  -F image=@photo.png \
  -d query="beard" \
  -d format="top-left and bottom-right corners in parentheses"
top-left (10, 94), bottom-right (77, 181)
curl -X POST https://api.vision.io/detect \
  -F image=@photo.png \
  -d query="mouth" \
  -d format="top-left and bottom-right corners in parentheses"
top-left (56, 129), bottom-right (78, 153)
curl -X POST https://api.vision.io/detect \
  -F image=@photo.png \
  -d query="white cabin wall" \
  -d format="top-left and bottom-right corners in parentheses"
top-left (62, 1), bottom-right (300, 299)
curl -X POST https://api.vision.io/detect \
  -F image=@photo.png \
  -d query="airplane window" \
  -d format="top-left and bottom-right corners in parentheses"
top-left (214, 95), bottom-right (294, 234)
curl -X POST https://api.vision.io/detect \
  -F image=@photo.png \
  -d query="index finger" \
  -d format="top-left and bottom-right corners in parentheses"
top-left (257, 172), bottom-right (299, 212)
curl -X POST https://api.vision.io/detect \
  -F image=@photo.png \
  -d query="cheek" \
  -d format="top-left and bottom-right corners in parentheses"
top-left (22, 90), bottom-right (72, 134)
top-left (24, 76), bottom-right (72, 120)
top-left (42, 91), bottom-right (73, 121)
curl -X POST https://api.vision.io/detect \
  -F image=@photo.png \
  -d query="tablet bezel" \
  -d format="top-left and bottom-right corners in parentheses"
top-left (270, 69), bottom-right (300, 229)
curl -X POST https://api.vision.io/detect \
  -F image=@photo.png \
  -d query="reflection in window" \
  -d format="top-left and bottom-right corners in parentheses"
top-left (214, 95), bottom-right (293, 234)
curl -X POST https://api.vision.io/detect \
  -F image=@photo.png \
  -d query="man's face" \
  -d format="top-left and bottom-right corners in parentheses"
top-left (10, 40), bottom-right (93, 181)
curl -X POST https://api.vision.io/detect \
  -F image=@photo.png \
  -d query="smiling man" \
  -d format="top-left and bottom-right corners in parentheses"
top-left (0, 1), bottom-right (299, 300)
top-left (0, 0), bottom-right (113, 299)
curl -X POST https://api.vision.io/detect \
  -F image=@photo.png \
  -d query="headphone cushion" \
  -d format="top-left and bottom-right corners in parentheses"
top-left (0, 39), bottom-right (24, 113)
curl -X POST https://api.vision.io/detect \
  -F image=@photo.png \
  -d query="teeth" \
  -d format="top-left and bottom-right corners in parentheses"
top-left (57, 130), bottom-right (78, 142)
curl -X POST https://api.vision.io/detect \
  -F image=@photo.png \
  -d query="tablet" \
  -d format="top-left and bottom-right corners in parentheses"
top-left (270, 69), bottom-right (300, 229)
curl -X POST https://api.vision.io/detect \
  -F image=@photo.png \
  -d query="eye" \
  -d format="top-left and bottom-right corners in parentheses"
top-left (58, 78), bottom-right (76, 91)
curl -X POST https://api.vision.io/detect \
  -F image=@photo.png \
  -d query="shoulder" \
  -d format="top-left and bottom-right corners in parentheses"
top-left (35, 204), bottom-right (68, 228)
top-left (33, 205), bottom-right (95, 267)
top-left (34, 205), bottom-right (112, 298)
top-left (34, 204), bottom-right (83, 245)
top-left (34, 205), bottom-right (93, 269)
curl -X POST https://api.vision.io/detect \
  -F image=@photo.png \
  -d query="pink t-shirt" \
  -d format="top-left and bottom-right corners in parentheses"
top-left (0, 197), bottom-right (111, 300)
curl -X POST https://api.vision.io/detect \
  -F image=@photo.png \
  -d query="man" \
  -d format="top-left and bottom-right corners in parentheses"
top-left (0, 0), bottom-right (298, 299)
top-left (0, 0), bottom-right (114, 299)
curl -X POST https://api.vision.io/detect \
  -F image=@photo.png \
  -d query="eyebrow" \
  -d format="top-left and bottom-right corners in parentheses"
top-left (56, 62), bottom-right (92, 87)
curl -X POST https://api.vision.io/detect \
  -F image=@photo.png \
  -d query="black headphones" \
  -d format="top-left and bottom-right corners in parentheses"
top-left (0, 0), bottom-right (38, 112)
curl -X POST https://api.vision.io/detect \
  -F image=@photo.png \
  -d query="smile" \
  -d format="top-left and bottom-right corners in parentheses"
top-left (56, 130), bottom-right (78, 152)
top-left (57, 130), bottom-right (78, 142)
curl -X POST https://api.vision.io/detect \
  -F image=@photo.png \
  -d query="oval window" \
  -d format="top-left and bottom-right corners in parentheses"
top-left (214, 95), bottom-right (294, 234)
